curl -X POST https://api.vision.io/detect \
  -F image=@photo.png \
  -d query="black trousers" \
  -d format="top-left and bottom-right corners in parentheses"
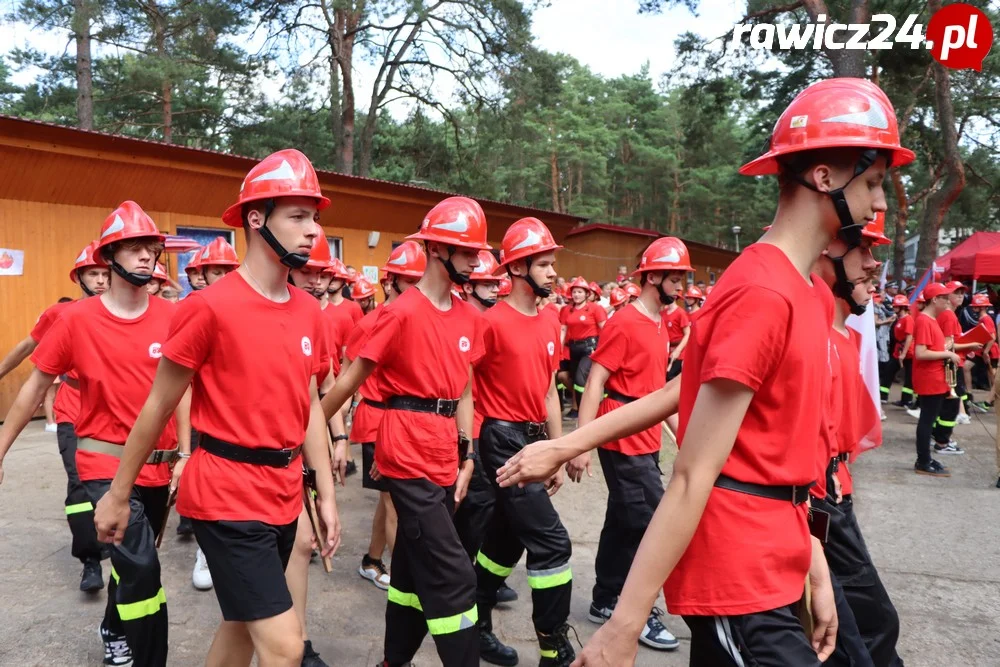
top-left (878, 359), bottom-right (899, 403)
top-left (83, 480), bottom-right (169, 667)
top-left (684, 604), bottom-right (821, 667)
top-left (814, 495), bottom-right (903, 667)
top-left (476, 420), bottom-right (572, 635)
top-left (384, 477), bottom-right (478, 667)
top-left (916, 393), bottom-right (958, 463)
top-left (667, 359), bottom-right (683, 381)
top-left (901, 360), bottom-right (916, 406)
top-left (592, 448), bottom-right (663, 607)
top-left (452, 440), bottom-right (495, 562)
top-left (568, 339), bottom-right (596, 400)
top-left (56, 422), bottom-right (104, 564)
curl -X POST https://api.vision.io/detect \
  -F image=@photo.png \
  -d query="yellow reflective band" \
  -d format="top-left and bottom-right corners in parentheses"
top-left (555, 383), bottom-right (566, 390)
top-left (426, 604), bottom-right (478, 636)
top-left (879, 386), bottom-right (890, 393)
top-left (937, 419), bottom-right (957, 428)
top-left (477, 551), bottom-right (513, 578)
top-left (573, 385), bottom-right (586, 393)
top-left (901, 387), bottom-right (914, 395)
top-left (540, 648), bottom-right (558, 658)
top-left (110, 567), bottom-right (120, 584)
top-left (65, 502), bottom-right (94, 515)
top-left (387, 586), bottom-right (422, 612)
top-left (117, 587), bottom-right (166, 621)
top-left (527, 564), bottom-right (572, 590)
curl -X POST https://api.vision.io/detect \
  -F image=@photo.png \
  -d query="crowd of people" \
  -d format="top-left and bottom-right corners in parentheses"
top-left (0, 75), bottom-right (974, 667)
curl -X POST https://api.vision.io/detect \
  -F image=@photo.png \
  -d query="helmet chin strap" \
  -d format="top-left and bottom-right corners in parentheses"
top-left (439, 245), bottom-right (470, 285)
top-left (520, 256), bottom-right (552, 298)
top-left (77, 270), bottom-right (98, 297)
top-left (258, 199), bottom-right (309, 269)
top-left (829, 254), bottom-right (867, 316)
top-left (470, 285), bottom-right (497, 309)
top-left (790, 148), bottom-right (879, 250)
top-left (110, 247), bottom-right (161, 288)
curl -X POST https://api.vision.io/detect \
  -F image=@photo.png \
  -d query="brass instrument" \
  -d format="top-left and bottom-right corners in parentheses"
top-left (945, 359), bottom-right (959, 399)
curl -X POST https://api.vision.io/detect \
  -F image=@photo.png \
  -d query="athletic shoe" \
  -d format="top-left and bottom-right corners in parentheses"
top-left (995, 476), bottom-right (1000, 489)
top-left (301, 640), bottom-right (329, 667)
top-left (587, 600), bottom-right (614, 624)
top-left (881, 411), bottom-right (887, 421)
top-left (934, 441), bottom-right (965, 455)
top-left (80, 559), bottom-right (104, 592)
top-left (914, 459), bottom-right (950, 477)
top-left (880, 398), bottom-right (888, 404)
top-left (100, 623), bottom-right (133, 666)
top-left (44, 423), bottom-right (57, 433)
top-left (565, 410), bottom-right (579, 420)
top-left (359, 555), bottom-right (390, 590)
top-left (906, 407), bottom-right (921, 420)
top-left (891, 400), bottom-right (909, 408)
top-left (345, 459), bottom-right (358, 477)
top-left (956, 413), bottom-right (972, 425)
top-left (969, 401), bottom-right (990, 414)
top-left (496, 584), bottom-right (518, 604)
top-left (639, 607), bottom-right (679, 651)
top-left (175, 515), bottom-right (194, 537)
top-left (192, 548), bottom-right (213, 590)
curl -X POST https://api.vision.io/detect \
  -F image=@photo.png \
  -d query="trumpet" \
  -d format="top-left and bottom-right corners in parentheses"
top-left (945, 359), bottom-right (959, 399)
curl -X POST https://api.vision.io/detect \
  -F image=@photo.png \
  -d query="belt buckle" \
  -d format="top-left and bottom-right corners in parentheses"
top-left (527, 422), bottom-right (544, 437)
top-left (791, 485), bottom-right (805, 505)
top-left (279, 448), bottom-right (294, 468)
top-left (436, 399), bottom-right (454, 417)
top-left (150, 450), bottom-right (162, 465)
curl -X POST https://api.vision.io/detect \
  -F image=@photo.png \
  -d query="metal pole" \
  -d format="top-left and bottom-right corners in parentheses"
top-left (735, 233), bottom-right (740, 252)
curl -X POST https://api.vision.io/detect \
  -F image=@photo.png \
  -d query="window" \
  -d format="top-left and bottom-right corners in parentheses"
top-left (327, 236), bottom-right (343, 261)
top-left (687, 271), bottom-right (696, 285)
top-left (175, 227), bottom-right (234, 296)
top-left (709, 271), bottom-right (716, 285)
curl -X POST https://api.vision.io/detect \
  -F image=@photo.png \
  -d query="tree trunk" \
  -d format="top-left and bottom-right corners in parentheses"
top-left (669, 170), bottom-right (681, 234)
top-left (890, 169), bottom-right (909, 280)
top-left (915, 50), bottom-right (966, 274)
top-left (801, 0), bottom-right (870, 77)
top-left (151, 6), bottom-right (172, 143)
top-left (549, 147), bottom-right (560, 213)
top-left (337, 7), bottom-right (360, 174)
top-left (73, 0), bottom-right (93, 130)
top-left (328, 32), bottom-right (343, 171)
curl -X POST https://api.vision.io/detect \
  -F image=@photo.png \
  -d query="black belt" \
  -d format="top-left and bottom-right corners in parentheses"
top-left (483, 417), bottom-right (547, 438)
top-left (387, 396), bottom-right (459, 418)
top-left (714, 473), bottom-right (814, 506)
top-left (199, 434), bottom-right (303, 469)
top-left (568, 336), bottom-right (598, 347)
top-left (836, 452), bottom-right (850, 462)
top-left (605, 389), bottom-right (638, 404)
top-left (362, 398), bottom-right (387, 410)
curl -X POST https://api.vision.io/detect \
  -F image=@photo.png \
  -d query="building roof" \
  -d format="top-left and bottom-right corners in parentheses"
top-left (565, 222), bottom-right (739, 258)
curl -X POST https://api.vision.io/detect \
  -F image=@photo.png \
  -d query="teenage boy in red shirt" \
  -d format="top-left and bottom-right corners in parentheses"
top-left (0, 241), bottom-right (110, 592)
top-left (660, 296), bottom-right (690, 381)
top-left (94, 150), bottom-right (342, 667)
top-left (496, 78), bottom-right (914, 666)
top-left (0, 202), bottom-right (188, 667)
top-left (345, 241), bottom-right (425, 592)
top-left (913, 282), bottom-right (968, 472)
top-left (326, 257), bottom-right (364, 328)
top-left (320, 196), bottom-right (489, 667)
top-left (571, 236), bottom-right (692, 655)
top-left (940, 281), bottom-right (982, 419)
top-left (473, 217), bottom-right (569, 666)
top-left (559, 276), bottom-right (606, 418)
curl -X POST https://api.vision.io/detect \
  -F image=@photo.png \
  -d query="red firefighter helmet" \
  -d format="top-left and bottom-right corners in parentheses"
top-left (97, 201), bottom-right (164, 253)
top-left (497, 217), bottom-right (562, 270)
top-left (199, 237), bottom-right (240, 268)
top-left (153, 262), bottom-right (169, 282)
top-left (406, 196), bottom-right (491, 251)
top-left (498, 277), bottom-right (512, 297)
top-left (305, 230), bottom-right (333, 271)
top-left (892, 294), bottom-right (909, 307)
top-left (706, 285), bottom-right (714, 296)
top-left (351, 277), bottom-right (376, 300)
top-left (568, 277), bottom-right (589, 292)
top-left (382, 240), bottom-right (427, 278)
top-left (633, 237), bottom-right (694, 275)
top-left (863, 212), bottom-right (891, 246)
top-left (971, 293), bottom-right (991, 308)
top-left (609, 287), bottom-right (628, 308)
top-left (624, 282), bottom-right (642, 299)
top-left (222, 149), bottom-right (330, 227)
top-left (184, 248), bottom-right (203, 274)
top-left (589, 281), bottom-right (602, 296)
top-left (740, 78), bottom-right (915, 177)
top-left (686, 285), bottom-right (704, 300)
top-left (70, 241), bottom-right (102, 284)
top-left (470, 251), bottom-right (501, 282)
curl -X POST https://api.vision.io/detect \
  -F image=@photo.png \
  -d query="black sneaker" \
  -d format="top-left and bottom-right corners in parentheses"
top-left (891, 400), bottom-right (908, 408)
top-left (80, 559), bottom-right (104, 592)
top-left (176, 516), bottom-right (194, 537)
top-left (345, 460), bottom-right (358, 477)
top-left (478, 622), bottom-right (518, 666)
top-left (99, 623), bottom-right (132, 666)
top-left (495, 584), bottom-right (518, 604)
top-left (565, 410), bottom-right (578, 420)
top-left (302, 640), bottom-right (329, 667)
top-left (914, 459), bottom-right (951, 477)
top-left (587, 600), bottom-right (614, 624)
top-left (934, 441), bottom-right (965, 455)
top-left (995, 476), bottom-right (1000, 489)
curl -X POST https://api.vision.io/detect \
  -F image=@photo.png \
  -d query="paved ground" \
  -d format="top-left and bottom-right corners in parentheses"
top-left (2, 403), bottom-right (1000, 666)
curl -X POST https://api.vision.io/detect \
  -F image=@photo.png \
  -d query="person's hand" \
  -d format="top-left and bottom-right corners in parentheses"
top-left (94, 490), bottom-right (132, 545)
top-left (832, 470), bottom-right (843, 504)
top-left (808, 544), bottom-right (838, 661)
top-left (571, 617), bottom-right (640, 666)
top-left (169, 457), bottom-right (187, 494)
top-left (668, 352), bottom-right (678, 365)
top-left (454, 459), bottom-right (475, 509)
top-left (315, 494), bottom-right (342, 558)
top-left (332, 440), bottom-right (348, 486)
top-left (951, 352), bottom-right (965, 365)
top-left (369, 459), bottom-right (382, 482)
top-left (496, 439), bottom-right (568, 488)
top-left (545, 468), bottom-right (564, 497)
top-left (565, 452), bottom-right (592, 483)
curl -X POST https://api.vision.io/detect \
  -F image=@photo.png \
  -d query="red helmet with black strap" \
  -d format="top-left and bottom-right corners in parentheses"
top-left (407, 196), bottom-right (490, 285)
top-left (497, 217), bottom-right (562, 298)
top-left (305, 230), bottom-right (333, 271)
top-left (71, 241), bottom-right (105, 296)
top-left (634, 237), bottom-right (693, 305)
top-left (351, 277), bottom-right (376, 300)
top-left (609, 287), bottom-right (628, 308)
top-left (623, 281), bottom-right (641, 300)
top-left (200, 237), bottom-right (240, 269)
top-left (96, 201), bottom-right (164, 288)
top-left (498, 277), bottom-right (512, 297)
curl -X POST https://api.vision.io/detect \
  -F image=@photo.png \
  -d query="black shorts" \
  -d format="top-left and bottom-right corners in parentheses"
top-left (362, 442), bottom-right (388, 492)
top-left (558, 359), bottom-right (570, 373)
top-left (684, 604), bottom-right (821, 667)
top-left (192, 518), bottom-right (297, 622)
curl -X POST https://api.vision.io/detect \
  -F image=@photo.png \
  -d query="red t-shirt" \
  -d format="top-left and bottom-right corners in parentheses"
top-left (474, 302), bottom-right (560, 424)
top-left (329, 297), bottom-right (364, 327)
top-left (360, 288), bottom-right (485, 486)
top-left (345, 306), bottom-right (385, 444)
top-left (936, 309), bottom-right (961, 339)
top-left (31, 296), bottom-right (178, 487)
top-left (164, 272), bottom-right (325, 525)
top-left (980, 314), bottom-right (999, 360)
top-left (323, 301), bottom-right (356, 369)
top-left (832, 329), bottom-right (863, 497)
top-left (30, 300), bottom-right (82, 424)
top-left (665, 243), bottom-right (834, 617)
top-left (540, 302), bottom-right (561, 328)
top-left (661, 305), bottom-right (690, 345)
top-left (913, 313), bottom-right (947, 396)
top-left (593, 305), bottom-right (668, 456)
top-left (893, 314), bottom-right (914, 360)
top-left (559, 302), bottom-right (606, 341)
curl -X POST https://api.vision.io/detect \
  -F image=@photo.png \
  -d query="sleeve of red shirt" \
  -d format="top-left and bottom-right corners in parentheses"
top-left (558, 307), bottom-right (569, 326)
top-left (359, 310), bottom-right (401, 366)
top-left (161, 295), bottom-right (216, 371)
top-left (939, 311), bottom-right (961, 338)
top-left (468, 310), bottom-right (487, 367)
top-left (590, 318), bottom-right (626, 373)
top-left (913, 317), bottom-right (934, 347)
top-left (30, 315), bottom-right (74, 376)
top-left (344, 321), bottom-right (366, 362)
top-left (592, 302), bottom-right (607, 324)
top-left (679, 309), bottom-right (691, 328)
top-left (316, 310), bottom-right (334, 380)
top-left (699, 288), bottom-right (790, 391)
top-left (29, 306), bottom-right (56, 343)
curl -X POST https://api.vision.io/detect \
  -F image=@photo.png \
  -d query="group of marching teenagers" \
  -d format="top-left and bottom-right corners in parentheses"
top-left (0, 76), bottom-right (918, 667)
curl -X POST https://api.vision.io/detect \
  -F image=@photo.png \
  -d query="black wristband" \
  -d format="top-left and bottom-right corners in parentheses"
top-left (332, 434), bottom-right (349, 442)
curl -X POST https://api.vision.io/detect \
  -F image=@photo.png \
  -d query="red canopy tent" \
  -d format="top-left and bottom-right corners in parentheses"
top-left (949, 243), bottom-right (1000, 282)
top-left (936, 231), bottom-right (1000, 277)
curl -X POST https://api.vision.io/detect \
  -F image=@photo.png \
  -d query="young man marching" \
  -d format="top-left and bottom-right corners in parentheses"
top-left (0, 202), bottom-right (188, 667)
top-left (569, 236), bottom-right (691, 655)
top-left (199, 237), bottom-right (240, 287)
top-left (473, 217), bottom-right (571, 667)
top-left (0, 241), bottom-right (110, 592)
top-left (346, 241), bottom-right (426, 592)
top-left (94, 149), bottom-right (342, 667)
top-left (661, 293), bottom-right (690, 381)
top-left (891, 294), bottom-right (916, 409)
top-left (496, 78), bottom-right (913, 667)
top-left (321, 196), bottom-right (488, 667)
top-left (560, 277), bottom-right (606, 419)
top-left (940, 281), bottom-right (982, 420)
top-left (326, 258), bottom-right (364, 328)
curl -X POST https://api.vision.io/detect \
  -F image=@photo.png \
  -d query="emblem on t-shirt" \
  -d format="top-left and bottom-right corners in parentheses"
top-left (458, 336), bottom-right (471, 352)
top-left (148, 342), bottom-right (162, 358)
top-left (579, 315), bottom-right (586, 321)
top-left (301, 336), bottom-right (313, 356)
top-left (547, 341), bottom-right (555, 356)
